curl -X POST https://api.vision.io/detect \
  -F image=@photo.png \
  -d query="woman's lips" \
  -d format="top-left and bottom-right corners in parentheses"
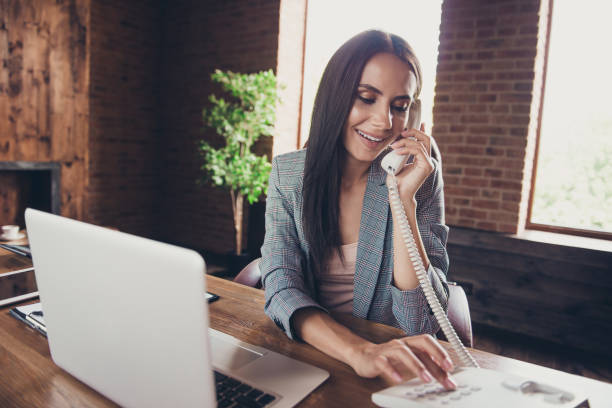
top-left (356, 129), bottom-right (387, 142)
top-left (356, 129), bottom-right (391, 149)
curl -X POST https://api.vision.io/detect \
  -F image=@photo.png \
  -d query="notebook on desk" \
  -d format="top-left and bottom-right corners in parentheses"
top-left (25, 208), bottom-right (329, 408)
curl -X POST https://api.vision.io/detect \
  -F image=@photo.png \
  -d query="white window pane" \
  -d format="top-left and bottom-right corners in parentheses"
top-left (532, 1), bottom-right (612, 232)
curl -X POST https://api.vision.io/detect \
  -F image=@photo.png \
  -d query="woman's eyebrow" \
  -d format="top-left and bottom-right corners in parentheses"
top-left (358, 84), bottom-right (412, 102)
top-left (358, 84), bottom-right (383, 95)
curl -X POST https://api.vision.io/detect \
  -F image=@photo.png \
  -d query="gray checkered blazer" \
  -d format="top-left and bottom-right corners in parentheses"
top-left (260, 149), bottom-right (449, 340)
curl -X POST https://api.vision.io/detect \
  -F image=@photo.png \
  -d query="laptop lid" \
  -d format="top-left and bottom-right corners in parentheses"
top-left (25, 208), bottom-right (215, 408)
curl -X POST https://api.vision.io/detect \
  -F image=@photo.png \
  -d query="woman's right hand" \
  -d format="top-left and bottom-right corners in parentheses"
top-left (348, 334), bottom-right (457, 390)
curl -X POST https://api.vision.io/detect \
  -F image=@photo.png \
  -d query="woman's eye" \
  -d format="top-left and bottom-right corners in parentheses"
top-left (392, 104), bottom-right (409, 113)
top-left (357, 95), bottom-right (375, 104)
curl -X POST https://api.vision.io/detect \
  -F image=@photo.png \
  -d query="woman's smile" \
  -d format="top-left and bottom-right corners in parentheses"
top-left (355, 128), bottom-right (392, 149)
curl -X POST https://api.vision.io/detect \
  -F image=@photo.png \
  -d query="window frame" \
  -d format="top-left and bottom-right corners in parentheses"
top-left (526, 0), bottom-right (612, 241)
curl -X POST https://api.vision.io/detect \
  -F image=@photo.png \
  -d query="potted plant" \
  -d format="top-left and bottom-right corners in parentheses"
top-left (198, 69), bottom-right (278, 271)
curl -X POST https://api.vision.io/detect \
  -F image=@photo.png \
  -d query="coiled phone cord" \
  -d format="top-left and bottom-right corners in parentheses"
top-left (388, 175), bottom-right (479, 368)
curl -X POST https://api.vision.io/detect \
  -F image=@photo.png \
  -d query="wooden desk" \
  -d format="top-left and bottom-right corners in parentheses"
top-left (1, 269), bottom-right (611, 407)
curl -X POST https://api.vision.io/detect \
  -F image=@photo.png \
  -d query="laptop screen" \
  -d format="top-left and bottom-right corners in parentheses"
top-left (25, 208), bottom-right (216, 408)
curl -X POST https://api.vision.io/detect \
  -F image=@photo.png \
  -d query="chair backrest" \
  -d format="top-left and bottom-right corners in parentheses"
top-left (233, 259), bottom-right (473, 347)
top-left (439, 282), bottom-right (473, 348)
top-left (233, 258), bottom-right (263, 289)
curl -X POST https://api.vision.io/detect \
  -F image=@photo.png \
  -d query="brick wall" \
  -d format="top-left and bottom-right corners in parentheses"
top-left (87, 0), bottom-right (162, 237)
top-left (433, 0), bottom-right (548, 234)
top-left (159, 0), bottom-right (280, 255)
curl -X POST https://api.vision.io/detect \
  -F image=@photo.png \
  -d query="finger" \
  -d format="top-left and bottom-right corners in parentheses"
top-left (391, 143), bottom-right (430, 162)
top-left (386, 340), bottom-right (433, 384)
top-left (413, 349), bottom-right (446, 378)
top-left (413, 349), bottom-right (457, 390)
top-left (401, 128), bottom-right (429, 140)
top-left (401, 129), bottom-right (431, 154)
top-left (409, 335), bottom-right (454, 372)
top-left (390, 136), bottom-right (425, 151)
top-left (389, 142), bottom-right (434, 177)
top-left (375, 355), bottom-right (403, 384)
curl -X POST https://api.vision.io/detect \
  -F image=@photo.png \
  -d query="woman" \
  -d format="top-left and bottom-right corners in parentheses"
top-left (260, 30), bottom-right (456, 389)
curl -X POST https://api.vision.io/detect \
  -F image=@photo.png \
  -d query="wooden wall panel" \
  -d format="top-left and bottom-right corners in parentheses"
top-left (448, 228), bottom-right (612, 356)
top-left (0, 173), bottom-right (20, 225)
top-left (0, 0), bottom-right (90, 222)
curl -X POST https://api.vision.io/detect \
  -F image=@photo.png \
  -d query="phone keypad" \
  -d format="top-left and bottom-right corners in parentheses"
top-left (404, 382), bottom-right (482, 405)
top-left (373, 367), bottom-right (587, 408)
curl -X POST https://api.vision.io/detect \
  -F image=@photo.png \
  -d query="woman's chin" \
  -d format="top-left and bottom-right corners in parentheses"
top-left (343, 135), bottom-right (391, 164)
top-left (346, 147), bottom-right (386, 164)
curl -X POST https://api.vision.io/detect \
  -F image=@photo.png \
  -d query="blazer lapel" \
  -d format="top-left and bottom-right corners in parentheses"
top-left (353, 157), bottom-right (389, 319)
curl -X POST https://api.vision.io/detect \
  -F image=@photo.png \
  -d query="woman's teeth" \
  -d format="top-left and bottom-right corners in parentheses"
top-left (357, 129), bottom-right (385, 142)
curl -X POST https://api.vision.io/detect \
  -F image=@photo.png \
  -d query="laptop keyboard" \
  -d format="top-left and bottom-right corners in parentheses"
top-left (214, 370), bottom-right (277, 407)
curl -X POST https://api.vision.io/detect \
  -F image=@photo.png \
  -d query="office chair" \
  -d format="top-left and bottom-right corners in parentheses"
top-left (234, 259), bottom-right (473, 348)
top-left (233, 258), bottom-right (263, 289)
top-left (439, 281), bottom-right (473, 348)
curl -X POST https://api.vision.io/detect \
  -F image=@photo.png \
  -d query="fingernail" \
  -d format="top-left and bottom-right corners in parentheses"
top-left (442, 358), bottom-right (453, 371)
top-left (443, 377), bottom-right (457, 390)
top-left (393, 372), bottom-right (403, 383)
top-left (421, 370), bottom-right (433, 383)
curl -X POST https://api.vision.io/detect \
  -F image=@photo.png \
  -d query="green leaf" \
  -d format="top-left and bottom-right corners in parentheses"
top-left (198, 68), bottom-right (280, 206)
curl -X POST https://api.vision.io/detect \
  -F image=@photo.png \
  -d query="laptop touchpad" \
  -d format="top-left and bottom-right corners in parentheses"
top-left (209, 332), bottom-right (263, 371)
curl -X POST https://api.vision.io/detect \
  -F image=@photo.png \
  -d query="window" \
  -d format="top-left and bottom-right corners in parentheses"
top-left (300, 0), bottom-right (444, 144)
top-left (529, 1), bottom-right (612, 239)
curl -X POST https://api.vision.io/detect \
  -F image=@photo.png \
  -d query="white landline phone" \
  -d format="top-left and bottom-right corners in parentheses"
top-left (372, 103), bottom-right (589, 408)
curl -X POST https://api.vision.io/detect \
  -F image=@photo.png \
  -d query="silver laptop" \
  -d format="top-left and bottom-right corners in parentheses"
top-left (25, 208), bottom-right (329, 408)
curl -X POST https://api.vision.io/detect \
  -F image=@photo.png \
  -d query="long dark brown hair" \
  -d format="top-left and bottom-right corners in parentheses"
top-left (302, 30), bottom-right (423, 277)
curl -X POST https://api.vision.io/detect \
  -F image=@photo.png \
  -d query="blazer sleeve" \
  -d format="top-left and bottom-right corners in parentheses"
top-left (260, 156), bottom-right (327, 340)
top-left (389, 158), bottom-right (450, 335)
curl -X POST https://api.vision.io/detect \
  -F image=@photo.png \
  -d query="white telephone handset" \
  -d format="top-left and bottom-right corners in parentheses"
top-left (381, 143), bottom-right (412, 176)
top-left (373, 129), bottom-right (588, 407)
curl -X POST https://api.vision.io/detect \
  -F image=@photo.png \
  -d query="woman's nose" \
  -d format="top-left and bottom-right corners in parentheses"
top-left (371, 106), bottom-right (393, 130)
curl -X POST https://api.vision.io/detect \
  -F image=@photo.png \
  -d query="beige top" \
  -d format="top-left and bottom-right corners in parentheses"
top-left (318, 242), bottom-right (358, 313)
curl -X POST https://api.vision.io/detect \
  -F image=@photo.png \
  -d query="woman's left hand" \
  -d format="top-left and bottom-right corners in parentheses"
top-left (385, 123), bottom-right (434, 202)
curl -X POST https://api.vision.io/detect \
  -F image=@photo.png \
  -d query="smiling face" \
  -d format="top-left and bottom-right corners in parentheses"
top-left (342, 52), bottom-right (418, 164)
